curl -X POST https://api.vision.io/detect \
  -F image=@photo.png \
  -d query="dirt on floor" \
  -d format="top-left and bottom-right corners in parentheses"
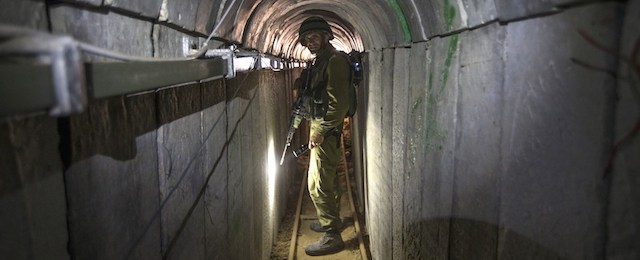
top-left (271, 120), bottom-right (370, 260)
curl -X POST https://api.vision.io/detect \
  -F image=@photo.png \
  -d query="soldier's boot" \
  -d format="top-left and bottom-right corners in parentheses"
top-left (304, 231), bottom-right (345, 256)
top-left (310, 221), bottom-right (329, 232)
top-left (310, 221), bottom-right (343, 233)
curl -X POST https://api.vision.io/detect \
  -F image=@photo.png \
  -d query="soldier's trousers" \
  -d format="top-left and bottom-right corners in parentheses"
top-left (308, 134), bottom-right (342, 232)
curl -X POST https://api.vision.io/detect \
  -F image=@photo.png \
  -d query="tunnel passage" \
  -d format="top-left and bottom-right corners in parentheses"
top-left (1, 0), bottom-right (640, 260)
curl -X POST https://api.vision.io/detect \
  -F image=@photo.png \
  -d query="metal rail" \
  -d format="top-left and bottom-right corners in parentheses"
top-left (287, 133), bottom-right (369, 259)
top-left (0, 58), bottom-right (226, 117)
top-left (89, 58), bottom-right (226, 99)
top-left (341, 134), bottom-right (370, 260)
top-left (288, 165), bottom-right (308, 260)
top-left (0, 25), bottom-right (233, 117)
top-left (0, 63), bottom-right (54, 116)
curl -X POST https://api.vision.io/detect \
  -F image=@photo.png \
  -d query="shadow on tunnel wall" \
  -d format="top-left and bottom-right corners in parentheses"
top-left (404, 217), bottom-right (566, 260)
top-left (60, 76), bottom-right (259, 165)
top-left (58, 71), bottom-right (263, 259)
top-left (127, 73), bottom-right (261, 259)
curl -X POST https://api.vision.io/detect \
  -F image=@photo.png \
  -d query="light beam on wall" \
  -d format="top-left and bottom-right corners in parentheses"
top-left (267, 138), bottom-right (277, 211)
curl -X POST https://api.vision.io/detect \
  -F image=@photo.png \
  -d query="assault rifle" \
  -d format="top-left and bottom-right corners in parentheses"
top-left (279, 68), bottom-right (311, 165)
top-left (278, 105), bottom-right (305, 165)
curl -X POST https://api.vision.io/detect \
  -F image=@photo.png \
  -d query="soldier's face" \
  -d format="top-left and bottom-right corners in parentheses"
top-left (302, 31), bottom-right (327, 54)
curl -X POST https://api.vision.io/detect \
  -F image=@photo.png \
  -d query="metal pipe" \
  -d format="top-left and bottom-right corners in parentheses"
top-left (0, 25), bottom-right (234, 117)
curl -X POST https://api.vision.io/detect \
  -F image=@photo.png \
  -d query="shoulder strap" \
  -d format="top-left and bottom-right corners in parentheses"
top-left (315, 50), bottom-right (351, 83)
top-left (319, 50), bottom-right (357, 118)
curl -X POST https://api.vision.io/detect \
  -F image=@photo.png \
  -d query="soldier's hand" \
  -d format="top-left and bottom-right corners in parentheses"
top-left (309, 133), bottom-right (324, 149)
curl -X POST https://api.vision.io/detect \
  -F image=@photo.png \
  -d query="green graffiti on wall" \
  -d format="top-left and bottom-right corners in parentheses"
top-left (411, 96), bottom-right (423, 114)
top-left (441, 34), bottom-right (459, 93)
top-left (388, 0), bottom-right (412, 43)
top-left (444, 0), bottom-right (457, 32)
top-left (423, 34), bottom-right (459, 151)
top-left (410, 6), bottom-right (459, 164)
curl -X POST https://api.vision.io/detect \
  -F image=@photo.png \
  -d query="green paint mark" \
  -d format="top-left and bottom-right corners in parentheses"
top-left (411, 97), bottom-right (423, 114)
top-left (388, 0), bottom-right (412, 43)
top-left (422, 33), bottom-right (459, 153)
top-left (443, 0), bottom-right (457, 31)
top-left (440, 34), bottom-right (459, 95)
top-left (406, 32), bottom-right (460, 170)
top-left (427, 72), bottom-right (434, 94)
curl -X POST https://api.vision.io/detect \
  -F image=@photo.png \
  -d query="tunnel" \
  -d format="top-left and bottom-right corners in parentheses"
top-left (1, 0), bottom-right (639, 259)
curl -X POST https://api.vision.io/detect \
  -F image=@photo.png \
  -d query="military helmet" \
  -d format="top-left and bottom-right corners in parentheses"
top-left (298, 16), bottom-right (334, 44)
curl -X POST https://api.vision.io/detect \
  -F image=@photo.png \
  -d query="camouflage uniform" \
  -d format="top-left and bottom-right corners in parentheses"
top-left (307, 45), bottom-right (351, 232)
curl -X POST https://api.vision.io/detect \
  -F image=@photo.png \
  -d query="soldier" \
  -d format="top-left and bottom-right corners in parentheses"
top-left (298, 16), bottom-right (351, 256)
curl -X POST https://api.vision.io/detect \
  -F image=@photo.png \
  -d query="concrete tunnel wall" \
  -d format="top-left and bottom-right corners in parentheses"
top-left (1, 72), bottom-right (299, 260)
top-left (1, 1), bottom-right (302, 259)
top-left (361, 1), bottom-right (640, 260)
top-left (1, 0), bottom-right (640, 260)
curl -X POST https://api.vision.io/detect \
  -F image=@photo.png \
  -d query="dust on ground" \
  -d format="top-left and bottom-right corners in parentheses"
top-left (271, 119), bottom-right (370, 260)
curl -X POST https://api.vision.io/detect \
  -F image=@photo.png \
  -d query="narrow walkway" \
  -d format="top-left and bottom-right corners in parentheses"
top-left (292, 167), bottom-right (361, 259)
top-left (271, 123), bottom-right (370, 260)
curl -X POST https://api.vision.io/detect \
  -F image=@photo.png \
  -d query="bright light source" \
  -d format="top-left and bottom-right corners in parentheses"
top-left (260, 57), bottom-right (271, 69)
top-left (235, 55), bottom-right (283, 72)
top-left (330, 38), bottom-right (351, 53)
top-left (234, 57), bottom-right (256, 72)
top-left (267, 138), bottom-right (277, 211)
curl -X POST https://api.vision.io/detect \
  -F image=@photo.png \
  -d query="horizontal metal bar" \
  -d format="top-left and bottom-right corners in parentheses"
top-left (0, 58), bottom-right (227, 117)
top-left (88, 58), bottom-right (226, 99)
top-left (0, 64), bottom-right (54, 117)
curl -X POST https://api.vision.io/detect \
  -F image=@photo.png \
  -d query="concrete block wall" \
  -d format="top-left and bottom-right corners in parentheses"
top-left (1, 71), bottom-right (296, 260)
top-left (609, 1), bottom-right (640, 259)
top-left (0, 1), bottom-right (297, 259)
top-left (3, 1), bottom-right (637, 259)
top-left (1, 1), bottom-right (68, 259)
top-left (0, 116), bottom-right (69, 260)
top-left (364, 1), bottom-right (628, 259)
top-left (61, 70), bottom-right (294, 260)
top-left (0, 0), bottom-right (48, 29)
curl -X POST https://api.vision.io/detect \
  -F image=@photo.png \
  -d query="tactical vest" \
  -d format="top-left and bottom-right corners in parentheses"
top-left (299, 50), bottom-right (356, 120)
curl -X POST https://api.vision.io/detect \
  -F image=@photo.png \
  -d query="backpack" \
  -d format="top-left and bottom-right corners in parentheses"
top-left (345, 51), bottom-right (363, 117)
top-left (298, 50), bottom-right (362, 120)
top-left (319, 50), bottom-right (360, 118)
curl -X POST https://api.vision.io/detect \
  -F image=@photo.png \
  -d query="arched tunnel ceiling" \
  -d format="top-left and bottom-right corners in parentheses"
top-left (200, 0), bottom-right (546, 60)
top-left (211, 0), bottom-right (410, 60)
top-left (4, 0), bottom-right (565, 61)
